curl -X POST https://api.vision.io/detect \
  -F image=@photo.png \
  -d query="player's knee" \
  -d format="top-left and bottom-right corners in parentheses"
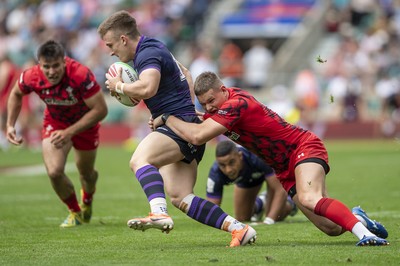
top-left (129, 154), bottom-right (150, 172)
top-left (297, 193), bottom-right (319, 211)
top-left (46, 167), bottom-right (64, 180)
top-left (129, 157), bottom-right (141, 172)
top-left (79, 169), bottom-right (97, 182)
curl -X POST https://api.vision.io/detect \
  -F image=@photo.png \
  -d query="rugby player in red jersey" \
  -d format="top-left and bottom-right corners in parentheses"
top-left (153, 71), bottom-right (389, 246)
top-left (6, 40), bottom-right (108, 228)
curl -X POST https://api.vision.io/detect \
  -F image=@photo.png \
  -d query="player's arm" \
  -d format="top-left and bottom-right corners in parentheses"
top-left (6, 81), bottom-right (24, 145)
top-left (65, 91), bottom-right (108, 137)
top-left (156, 115), bottom-right (227, 145)
top-left (106, 68), bottom-right (160, 100)
top-left (264, 174), bottom-right (288, 223)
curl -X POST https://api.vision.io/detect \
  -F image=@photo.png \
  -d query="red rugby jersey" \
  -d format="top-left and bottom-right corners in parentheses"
top-left (205, 87), bottom-right (316, 174)
top-left (18, 57), bottom-right (101, 125)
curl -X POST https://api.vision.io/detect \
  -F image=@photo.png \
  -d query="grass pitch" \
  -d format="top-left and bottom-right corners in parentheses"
top-left (0, 139), bottom-right (399, 265)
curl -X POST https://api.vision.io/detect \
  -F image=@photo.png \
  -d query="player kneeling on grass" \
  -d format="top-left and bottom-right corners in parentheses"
top-left (6, 40), bottom-right (108, 228)
top-left (207, 140), bottom-right (297, 224)
top-left (152, 71), bottom-right (389, 246)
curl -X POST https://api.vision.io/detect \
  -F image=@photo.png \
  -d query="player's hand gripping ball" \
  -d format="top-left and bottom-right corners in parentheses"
top-left (107, 62), bottom-right (140, 107)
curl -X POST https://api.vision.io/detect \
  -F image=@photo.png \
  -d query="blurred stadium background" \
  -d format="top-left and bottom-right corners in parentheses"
top-left (1, 0), bottom-right (400, 150)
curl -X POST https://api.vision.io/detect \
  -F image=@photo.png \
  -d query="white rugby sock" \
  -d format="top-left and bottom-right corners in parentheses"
top-left (149, 198), bottom-right (168, 214)
top-left (351, 222), bottom-right (375, 239)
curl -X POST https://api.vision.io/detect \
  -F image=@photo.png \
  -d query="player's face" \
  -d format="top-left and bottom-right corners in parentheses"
top-left (197, 86), bottom-right (228, 114)
top-left (102, 31), bottom-right (132, 63)
top-left (216, 151), bottom-right (243, 180)
top-left (39, 56), bottom-right (65, 85)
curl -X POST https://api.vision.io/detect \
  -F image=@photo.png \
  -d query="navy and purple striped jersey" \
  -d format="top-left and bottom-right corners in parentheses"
top-left (133, 36), bottom-right (195, 118)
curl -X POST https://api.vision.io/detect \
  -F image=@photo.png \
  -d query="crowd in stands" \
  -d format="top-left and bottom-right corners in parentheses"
top-left (319, 0), bottom-right (400, 137)
top-left (2, 0), bottom-right (400, 150)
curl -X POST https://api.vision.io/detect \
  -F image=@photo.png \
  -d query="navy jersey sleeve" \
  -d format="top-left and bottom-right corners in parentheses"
top-left (133, 37), bottom-right (195, 118)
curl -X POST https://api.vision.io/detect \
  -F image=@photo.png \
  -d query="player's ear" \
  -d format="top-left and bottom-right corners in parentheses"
top-left (120, 35), bottom-right (128, 45)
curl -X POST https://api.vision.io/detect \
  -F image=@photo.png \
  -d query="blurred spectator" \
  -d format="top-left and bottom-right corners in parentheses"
top-left (293, 69), bottom-right (320, 122)
top-left (326, 69), bottom-right (365, 122)
top-left (189, 42), bottom-right (218, 81)
top-left (0, 55), bottom-right (21, 150)
top-left (349, 0), bottom-right (377, 30)
top-left (218, 39), bottom-right (244, 87)
top-left (379, 87), bottom-right (400, 138)
top-left (242, 39), bottom-right (273, 90)
top-left (189, 41), bottom-right (218, 112)
top-left (267, 84), bottom-right (300, 125)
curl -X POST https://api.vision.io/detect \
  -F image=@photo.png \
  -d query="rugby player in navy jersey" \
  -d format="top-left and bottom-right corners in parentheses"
top-left (207, 140), bottom-right (297, 224)
top-left (6, 40), bottom-right (107, 227)
top-left (153, 71), bottom-right (389, 246)
top-left (97, 10), bottom-right (256, 247)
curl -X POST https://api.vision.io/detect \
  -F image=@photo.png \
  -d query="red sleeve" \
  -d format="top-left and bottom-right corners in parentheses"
top-left (18, 67), bottom-right (38, 95)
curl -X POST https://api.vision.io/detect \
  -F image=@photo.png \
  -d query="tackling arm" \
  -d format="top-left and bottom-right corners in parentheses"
top-left (159, 115), bottom-right (228, 145)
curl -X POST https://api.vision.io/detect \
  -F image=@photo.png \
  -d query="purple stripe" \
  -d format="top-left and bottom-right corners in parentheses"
top-left (188, 196), bottom-right (200, 217)
top-left (143, 181), bottom-right (164, 190)
top-left (195, 200), bottom-right (207, 220)
top-left (148, 192), bottom-right (165, 201)
top-left (216, 213), bottom-right (228, 229)
top-left (137, 170), bottom-right (160, 181)
top-left (136, 165), bottom-right (156, 178)
top-left (204, 204), bottom-right (218, 224)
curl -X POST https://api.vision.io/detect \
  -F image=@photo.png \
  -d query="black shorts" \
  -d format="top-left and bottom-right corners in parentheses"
top-left (155, 115), bottom-right (205, 164)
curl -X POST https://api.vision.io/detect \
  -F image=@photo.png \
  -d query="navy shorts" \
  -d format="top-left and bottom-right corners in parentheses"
top-left (155, 115), bottom-right (205, 164)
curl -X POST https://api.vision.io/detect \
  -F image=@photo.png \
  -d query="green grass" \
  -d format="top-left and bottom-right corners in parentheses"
top-left (1, 140), bottom-right (399, 265)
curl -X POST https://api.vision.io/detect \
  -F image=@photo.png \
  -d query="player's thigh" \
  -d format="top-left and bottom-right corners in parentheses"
top-left (233, 185), bottom-right (261, 219)
top-left (74, 148), bottom-right (97, 175)
top-left (42, 137), bottom-right (72, 175)
top-left (130, 131), bottom-right (184, 169)
top-left (160, 160), bottom-right (197, 202)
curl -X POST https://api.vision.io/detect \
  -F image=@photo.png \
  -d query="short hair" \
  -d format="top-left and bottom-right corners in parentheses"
top-left (37, 40), bottom-right (65, 61)
top-left (97, 10), bottom-right (141, 40)
top-left (194, 71), bottom-right (223, 96)
top-left (216, 140), bottom-right (238, 157)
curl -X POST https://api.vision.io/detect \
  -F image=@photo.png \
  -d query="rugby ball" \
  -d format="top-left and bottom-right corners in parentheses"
top-left (107, 62), bottom-right (140, 107)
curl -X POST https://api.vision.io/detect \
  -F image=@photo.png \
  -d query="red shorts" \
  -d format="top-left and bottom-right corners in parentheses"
top-left (42, 117), bottom-right (100, 150)
top-left (277, 135), bottom-right (330, 192)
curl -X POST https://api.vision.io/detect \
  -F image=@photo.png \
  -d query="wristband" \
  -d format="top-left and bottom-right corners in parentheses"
top-left (115, 81), bottom-right (125, 95)
top-left (263, 217), bottom-right (275, 225)
top-left (161, 113), bottom-right (170, 124)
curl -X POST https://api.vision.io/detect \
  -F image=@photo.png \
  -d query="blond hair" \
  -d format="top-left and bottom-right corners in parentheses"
top-left (97, 10), bottom-right (141, 40)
